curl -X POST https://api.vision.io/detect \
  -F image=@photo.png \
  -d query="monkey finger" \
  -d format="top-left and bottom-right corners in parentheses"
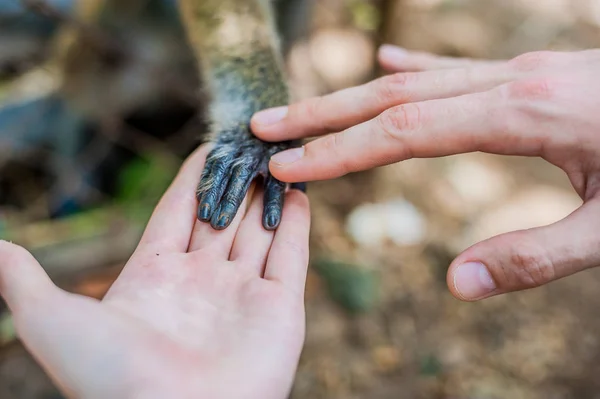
top-left (378, 45), bottom-right (505, 73)
top-left (197, 149), bottom-right (234, 223)
top-left (209, 162), bottom-right (258, 230)
top-left (262, 175), bottom-right (286, 230)
top-left (187, 191), bottom-right (250, 256)
top-left (447, 198), bottom-right (598, 301)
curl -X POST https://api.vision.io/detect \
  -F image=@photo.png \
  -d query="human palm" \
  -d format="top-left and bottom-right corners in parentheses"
top-left (0, 147), bottom-right (311, 399)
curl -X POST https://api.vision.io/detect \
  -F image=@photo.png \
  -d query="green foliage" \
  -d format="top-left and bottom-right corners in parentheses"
top-left (0, 81), bottom-right (9, 102)
top-left (349, 0), bottom-right (380, 32)
top-left (116, 155), bottom-right (179, 222)
top-left (0, 314), bottom-right (15, 346)
top-left (420, 354), bottom-right (443, 377)
top-left (313, 258), bottom-right (379, 314)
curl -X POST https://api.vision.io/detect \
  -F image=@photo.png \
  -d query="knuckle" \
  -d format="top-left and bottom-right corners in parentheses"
top-left (322, 130), bottom-right (343, 152)
top-left (299, 96), bottom-right (324, 122)
top-left (507, 243), bottom-right (557, 288)
top-left (298, 96), bottom-right (335, 133)
top-left (379, 103), bottom-right (423, 135)
top-left (461, 66), bottom-right (479, 87)
top-left (487, 86), bottom-right (521, 134)
top-left (303, 97), bottom-right (321, 118)
top-left (322, 133), bottom-right (353, 174)
top-left (509, 51), bottom-right (557, 71)
top-left (507, 78), bottom-right (556, 101)
top-left (374, 72), bottom-right (415, 104)
top-left (373, 106), bottom-right (417, 160)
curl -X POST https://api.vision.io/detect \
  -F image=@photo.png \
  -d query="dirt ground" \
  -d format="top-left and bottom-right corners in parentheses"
top-left (3, 1), bottom-right (600, 398)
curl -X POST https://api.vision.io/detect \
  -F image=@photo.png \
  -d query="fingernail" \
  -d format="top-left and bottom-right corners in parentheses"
top-left (198, 203), bottom-right (211, 221)
top-left (215, 214), bottom-right (230, 229)
top-left (379, 44), bottom-right (407, 62)
top-left (253, 106), bottom-right (288, 126)
top-left (453, 262), bottom-right (496, 300)
top-left (271, 147), bottom-right (304, 165)
top-left (264, 212), bottom-right (280, 230)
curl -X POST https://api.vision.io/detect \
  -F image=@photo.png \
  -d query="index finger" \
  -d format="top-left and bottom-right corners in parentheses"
top-left (137, 145), bottom-right (210, 253)
top-left (251, 63), bottom-right (511, 142)
top-left (267, 84), bottom-right (544, 183)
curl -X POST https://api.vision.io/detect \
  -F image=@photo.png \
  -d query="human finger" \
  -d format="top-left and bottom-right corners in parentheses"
top-left (447, 198), bottom-right (599, 301)
top-left (0, 241), bottom-right (59, 312)
top-left (229, 187), bottom-right (275, 274)
top-left (378, 44), bottom-right (504, 72)
top-left (252, 62), bottom-right (511, 142)
top-left (137, 145), bottom-right (210, 253)
top-left (267, 81), bottom-right (555, 183)
top-left (263, 190), bottom-right (311, 296)
top-left (187, 187), bottom-right (250, 257)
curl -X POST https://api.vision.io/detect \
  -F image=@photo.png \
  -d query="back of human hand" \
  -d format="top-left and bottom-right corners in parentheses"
top-left (252, 47), bottom-right (600, 302)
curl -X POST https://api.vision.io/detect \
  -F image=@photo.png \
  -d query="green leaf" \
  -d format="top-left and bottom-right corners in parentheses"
top-left (0, 313), bottom-right (16, 345)
top-left (349, 0), bottom-right (380, 31)
top-left (313, 258), bottom-right (379, 314)
top-left (116, 155), bottom-right (179, 222)
top-left (420, 354), bottom-right (443, 377)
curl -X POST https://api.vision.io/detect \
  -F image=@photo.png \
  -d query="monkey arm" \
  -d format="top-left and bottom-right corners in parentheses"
top-left (178, 0), bottom-right (303, 231)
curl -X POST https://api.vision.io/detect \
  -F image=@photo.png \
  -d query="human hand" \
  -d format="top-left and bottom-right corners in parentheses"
top-left (0, 146), bottom-right (311, 399)
top-left (251, 46), bottom-right (600, 302)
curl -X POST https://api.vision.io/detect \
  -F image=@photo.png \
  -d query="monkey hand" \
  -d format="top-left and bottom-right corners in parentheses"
top-left (196, 134), bottom-right (304, 231)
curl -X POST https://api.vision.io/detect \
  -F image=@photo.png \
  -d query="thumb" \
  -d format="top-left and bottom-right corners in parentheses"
top-left (0, 240), bottom-right (58, 312)
top-left (447, 199), bottom-right (600, 301)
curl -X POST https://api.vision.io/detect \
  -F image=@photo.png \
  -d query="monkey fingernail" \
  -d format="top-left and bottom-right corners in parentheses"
top-left (253, 106), bottom-right (288, 126)
top-left (271, 147), bottom-right (304, 165)
top-left (198, 203), bottom-right (211, 221)
top-left (214, 214), bottom-right (231, 230)
top-left (264, 212), bottom-right (281, 230)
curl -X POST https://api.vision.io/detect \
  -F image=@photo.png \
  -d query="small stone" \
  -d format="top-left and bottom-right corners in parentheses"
top-left (309, 28), bottom-right (375, 90)
top-left (383, 199), bottom-right (427, 246)
top-left (372, 345), bottom-right (402, 372)
top-left (346, 198), bottom-right (426, 247)
top-left (345, 203), bottom-right (387, 247)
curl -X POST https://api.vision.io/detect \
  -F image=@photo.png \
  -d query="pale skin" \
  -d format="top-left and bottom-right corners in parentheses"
top-left (0, 146), bottom-right (310, 399)
top-left (251, 45), bottom-right (600, 302)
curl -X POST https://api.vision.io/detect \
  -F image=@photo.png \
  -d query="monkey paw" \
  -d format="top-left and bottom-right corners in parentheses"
top-left (196, 138), bottom-right (304, 231)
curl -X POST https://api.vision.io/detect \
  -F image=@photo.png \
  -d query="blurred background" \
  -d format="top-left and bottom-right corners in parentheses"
top-left (1, 0), bottom-right (600, 398)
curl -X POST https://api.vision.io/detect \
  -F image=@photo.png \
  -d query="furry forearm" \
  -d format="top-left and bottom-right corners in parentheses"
top-left (178, 0), bottom-right (289, 139)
